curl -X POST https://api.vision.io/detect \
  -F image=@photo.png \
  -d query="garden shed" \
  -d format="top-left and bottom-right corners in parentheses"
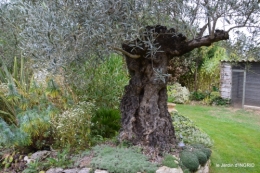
top-left (220, 60), bottom-right (260, 109)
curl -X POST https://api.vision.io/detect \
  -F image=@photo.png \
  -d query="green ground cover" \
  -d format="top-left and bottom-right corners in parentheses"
top-left (176, 104), bottom-right (260, 173)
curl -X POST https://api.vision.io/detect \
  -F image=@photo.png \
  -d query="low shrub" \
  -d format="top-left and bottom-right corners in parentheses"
top-left (190, 91), bottom-right (208, 101)
top-left (210, 97), bottom-right (230, 106)
top-left (162, 154), bottom-right (178, 168)
top-left (43, 147), bottom-right (73, 169)
top-left (67, 54), bottom-right (129, 109)
top-left (17, 107), bottom-right (55, 149)
top-left (23, 159), bottom-right (42, 173)
top-left (0, 106), bottom-right (57, 150)
top-left (192, 149), bottom-right (207, 166)
top-left (167, 83), bottom-right (190, 104)
top-left (172, 112), bottom-right (213, 147)
top-left (91, 107), bottom-right (121, 139)
top-left (180, 144), bottom-right (211, 172)
top-left (183, 169), bottom-right (191, 173)
top-left (22, 147), bottom-right (73, 172)
top-left (180, 151), bottom-right (199, 172)
top-left (52, 101), bottom-right (95, 150)
top-left (183, 144), bottom-right (211, 164)
top-left (209, 91), bottom-right (220, 98)
top-left (0, 118), bottom-right (30, 147)
top-left (202, 91), bottom-right (230, 106)
top-left (0, 58), bottom-right (75, 150)
top-left (201, 148), bottom-right (212, 159)
top-left (90, 145), bottom-right (158, 173)
top-left (191, 144), bottom-right (212, 159)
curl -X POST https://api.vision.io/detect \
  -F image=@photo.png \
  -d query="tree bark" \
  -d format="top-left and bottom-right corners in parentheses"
top-left (119, 52), bottom-right (176, 152)
top-left (119, 25), bottom-right (229, 152)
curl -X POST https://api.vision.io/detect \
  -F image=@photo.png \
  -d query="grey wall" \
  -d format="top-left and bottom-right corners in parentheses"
top-left (245, 63), bottom-right (260, 107)
top-left (232, 62), bottom-right (260, 107)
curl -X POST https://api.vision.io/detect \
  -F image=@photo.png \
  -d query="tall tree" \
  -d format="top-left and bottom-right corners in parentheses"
top-left (223, 32), bottom-right (260, 61)
top-left (175, 43), bottom-right (227, 92)
top-left (4, 0), bottom-right (260, 152)
top-left (0, 1), bottom-right (25, 66)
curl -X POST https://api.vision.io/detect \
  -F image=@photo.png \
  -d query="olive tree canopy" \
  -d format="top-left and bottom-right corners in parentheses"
top-left (1, 0), bottom-right (258, 66)
top-left (2, 0), bottom-right (260, 152)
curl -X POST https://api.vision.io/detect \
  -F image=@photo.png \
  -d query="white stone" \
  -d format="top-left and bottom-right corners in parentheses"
top-left (156, 166), bottom-right (183, 173)
top-left (46, 168), bottom-right (91, 173)
top-left (30, 150), bottom-right (51, 160)
top-left (24, 156), bottom-right (33, 164)
top-left (63, 168), bottom-right (80, 173)
top-left (172, 155), bottom-right (179, 160)
top-left (78, 168), bottom-right (92, 173)
top-left (196, 160), bottom-right (210, 173)
top-left (94, 170), bottom-right (109, 173)
top-left (46, 168), bottom-right (63, 173)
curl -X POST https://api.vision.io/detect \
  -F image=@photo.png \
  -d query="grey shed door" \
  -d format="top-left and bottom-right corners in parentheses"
top-left (231, 71), bottom-right (244, 107)
top-left (245, 69), bottom-right (260, 107)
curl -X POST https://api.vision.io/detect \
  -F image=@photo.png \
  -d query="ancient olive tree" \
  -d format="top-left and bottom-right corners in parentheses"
top-left (10, 0), bottom-right (260, 152)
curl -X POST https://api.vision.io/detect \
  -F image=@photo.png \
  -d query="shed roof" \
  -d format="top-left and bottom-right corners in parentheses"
top-left (221, 59), bottom-right (260, 63)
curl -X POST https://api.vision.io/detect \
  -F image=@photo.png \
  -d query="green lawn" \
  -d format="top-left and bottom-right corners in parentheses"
top-left (176, 104), bottom-right (260, 173)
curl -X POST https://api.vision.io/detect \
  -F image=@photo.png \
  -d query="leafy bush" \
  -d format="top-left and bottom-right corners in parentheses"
top-left (180, 144), bottom-right (211, 172)
top-left (192, 149), bottom-right (207, 166)
top-left (183, 169), bottom-right (191, 173)
top-left (209, 91), bottom-right (220, 98)
top-left (179, 139), bottom-right (212, 172)
top-left (211, 97), bottom-right (230, 106)
top-left (17, 107), bottom-right (55, 149)
top-left (0, 57), bottom-right (31, 126)
top-left (0, 105), bottom-right (58, 149)
top-left (91, 107), bottom-right (121, 139)
top-left (190, 91), bottom-right (208, 101)
top-left (162, 154), bottom-right (178, 168)
top-left (209, 92), bottom-right (230, 106)
top-left (202, 91), bottom-right (230, 106)
top-left (90, 145), bottom-right (158, 173)
top-left (167, 83), bottom-right (190, 104)
top-left (23, 160), bottom-right (43, 173)
top-left (67, 55), bottom-right (129, 109)
top-left (0, 80), bottom-right (72, 149)
top-left (0, 57), bottom-right (75, 150)
top-left (52, 101), bottom-right (95, 149)
top-left (171, 112), bottom-right (213, 147)
top-left (191, 144), bottom-right (212, 159)
top-left (180, 151), bottom-right (199, 172)
top-left (43, 148), bottom-right (73, 169)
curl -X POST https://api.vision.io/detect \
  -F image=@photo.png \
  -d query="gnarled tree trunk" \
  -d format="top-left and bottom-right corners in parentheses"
top-left (118, 25), bottom-right (229, 152)
top-left (120, 52), bottom-right (175, 152)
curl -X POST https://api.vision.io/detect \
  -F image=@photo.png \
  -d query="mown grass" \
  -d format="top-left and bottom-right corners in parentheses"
top-left (176, 104), bottom-right (260, 173)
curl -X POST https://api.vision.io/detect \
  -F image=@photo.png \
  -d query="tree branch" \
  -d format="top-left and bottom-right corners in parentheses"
top-left (212, 16), bottom-right (220, 34)
top-left (190, 0), bottom-right (200, 26)
top-left (111, 46), bottom-right (141, 59)
top-left (169, 30), bottom-right (229, 57)
top-left (227, 25), bottom-right (260, 32)
top-left (197, 24), bottom-right (208, 38)
top-left (187, 30), bottom-right (229, 53)
top-left (227, 6), bottom-right (256, 32)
